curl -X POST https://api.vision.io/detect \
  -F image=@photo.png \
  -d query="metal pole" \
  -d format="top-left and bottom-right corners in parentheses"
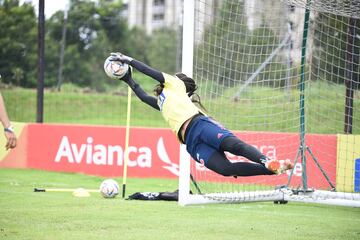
top-left (179, 0), bottom-right (195, 206)
top-left (286, 22), bottom-right (292, 99)
top-left (344, 17), bottom-right (357, 134)
top-left (298, 1), bottom-right (311, 190)
top-left (57, 6), bottom-right (69, 92)
top-left (37, 0), bottom-right (45, 123)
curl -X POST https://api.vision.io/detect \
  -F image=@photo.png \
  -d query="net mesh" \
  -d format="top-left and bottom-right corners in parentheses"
top-left (190, 0), bottom-right (359, 202)
top-left (282, 0), bottom-right (360, 19)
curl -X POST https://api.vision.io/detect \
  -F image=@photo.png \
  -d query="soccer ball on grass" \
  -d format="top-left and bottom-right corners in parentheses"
top-left (99, 179), bottom-right (119, 198)
top-left (103, 56), bottom-right (129, 80)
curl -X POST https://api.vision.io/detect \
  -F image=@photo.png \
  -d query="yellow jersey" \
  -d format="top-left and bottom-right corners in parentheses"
top-left (157, 73), bottom-right (201, 141)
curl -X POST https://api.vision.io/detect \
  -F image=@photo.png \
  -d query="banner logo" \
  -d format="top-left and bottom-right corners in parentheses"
top-left (54, 136), bottom-right (151, 168)
top-left (157, 137), bottom-right (179, 176)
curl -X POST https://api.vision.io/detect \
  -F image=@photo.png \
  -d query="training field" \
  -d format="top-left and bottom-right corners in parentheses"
top-left (1, 1), bottom-right (359, 239)
top-left (0, 169), bottom-right (359, 240)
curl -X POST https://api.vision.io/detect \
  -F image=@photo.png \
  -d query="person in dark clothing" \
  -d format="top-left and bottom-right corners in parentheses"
top-left (108, 52), bottom-right (293, 177)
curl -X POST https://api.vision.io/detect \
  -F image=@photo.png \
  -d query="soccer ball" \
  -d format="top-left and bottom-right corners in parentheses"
top-left (99, 179), bottom-right (119, 198)
top-left (103, 56), bottom-right (129, 80)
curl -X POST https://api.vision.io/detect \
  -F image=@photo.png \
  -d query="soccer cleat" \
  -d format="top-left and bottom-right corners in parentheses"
top-left (265, 159), bottom-right (294, 175)
top-left (265, 159), bottom-right (281, 174)
top-left (281, 159), bottom-right (294, 173)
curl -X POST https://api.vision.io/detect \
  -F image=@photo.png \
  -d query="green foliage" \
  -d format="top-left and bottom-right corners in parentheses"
top-left (122, 27), bottom-right (150, 63)
top-left (147, 28), bottom-right (180, 73)
top-left (194, 0), bottom-right (285, 88)
top-left (311, 13), bottom-right (360, 88)
top-left (44, 0), bottom-right (129, 91)
top-left (0, 0), bottom-right (37, 87)
top-left (2, 79), bottom-right (359, 134)
top-left (97, 0), bottom-right (128, 47)
top-left (0, 0), bottom-right (179, 92)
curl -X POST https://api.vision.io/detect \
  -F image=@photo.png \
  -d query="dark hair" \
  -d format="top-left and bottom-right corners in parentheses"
top-left (153, 83), bottom-right (164, 96)
top-left (153, 73), bottom-right (206, 111)
top-left (175, 73), bottom-right (197, 96)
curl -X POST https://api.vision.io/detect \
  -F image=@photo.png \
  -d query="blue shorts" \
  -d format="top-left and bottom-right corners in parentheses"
top-left (185, 116), bottom-right (234, 166)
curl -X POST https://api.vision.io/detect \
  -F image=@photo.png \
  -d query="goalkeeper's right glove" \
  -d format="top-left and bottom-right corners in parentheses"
top-left (110, 52), bottom-right (133, 64)
top-left (121, 66), bottom-right (132, 83)
top-left (122, 68), bottom-right (138, 90)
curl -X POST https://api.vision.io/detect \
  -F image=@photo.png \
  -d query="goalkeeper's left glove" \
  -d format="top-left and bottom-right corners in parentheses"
top-left (110, 52), bottom-right (133, 64)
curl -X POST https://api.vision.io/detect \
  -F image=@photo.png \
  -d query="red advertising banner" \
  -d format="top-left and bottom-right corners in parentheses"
top-left (3, 123), bottom-right (336, 189)
top-left (27, 124), bottom-right (180, 178)
top-left (190, 132), bottom-right (337, 189)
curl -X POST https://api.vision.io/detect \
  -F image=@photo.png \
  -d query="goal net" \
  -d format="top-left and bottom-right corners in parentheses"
top-left (179, 0), bottom-right (360, 207)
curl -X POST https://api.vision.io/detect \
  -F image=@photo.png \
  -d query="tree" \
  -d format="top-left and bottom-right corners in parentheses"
top-left (194, 0), bottom-right (288, 88)
top-left (0, 0), bottom-right (37, 87)
top-left (45, 0), bottom-right (129, 91)
top-left (311, 13), bottom-right (359, 87)
top-left (147, 28), bottom-right (179, 74)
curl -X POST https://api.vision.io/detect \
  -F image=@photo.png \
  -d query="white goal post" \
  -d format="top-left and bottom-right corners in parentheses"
top-left (179, 0), bottom-right (360, 207)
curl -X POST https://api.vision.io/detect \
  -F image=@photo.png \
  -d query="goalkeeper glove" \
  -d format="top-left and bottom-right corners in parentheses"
top-left (110, 52), bottom-right (133, 64)
top-left (120, 66), bottom-right (132, 82)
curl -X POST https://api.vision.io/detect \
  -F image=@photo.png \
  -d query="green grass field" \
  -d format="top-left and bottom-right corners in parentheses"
top-left (0, 169), bottom-right (359, 240)
top-left (1, 78), bottom-right (359, 239)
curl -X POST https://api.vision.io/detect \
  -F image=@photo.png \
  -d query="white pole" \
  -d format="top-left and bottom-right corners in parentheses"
top-left (178, 0), bottom-right (195, 206)
top-left (181, 0), bottom-right (195, 77)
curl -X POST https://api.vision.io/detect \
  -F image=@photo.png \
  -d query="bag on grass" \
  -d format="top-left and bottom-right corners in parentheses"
top-left (127, 190), bottom-right (179, 201)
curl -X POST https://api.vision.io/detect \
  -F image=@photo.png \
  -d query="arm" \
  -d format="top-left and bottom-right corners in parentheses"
top-left (0, 93), bottom-right (17, 150)
top-left (122, 71), bottom-right (160, 111)
top-left (110, 53), bottom-right (165, 83)
top-left (129, 60), bottom-right (164, 83)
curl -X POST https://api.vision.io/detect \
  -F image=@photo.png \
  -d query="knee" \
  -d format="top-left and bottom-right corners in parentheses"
top-left (230, 141), bottom-right (250, 155)
top-left (209, 162), bottom-right (235, 177)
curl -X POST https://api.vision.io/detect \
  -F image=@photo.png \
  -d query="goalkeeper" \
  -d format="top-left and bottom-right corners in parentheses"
top-left (109, 52), bottom-right (293, 177)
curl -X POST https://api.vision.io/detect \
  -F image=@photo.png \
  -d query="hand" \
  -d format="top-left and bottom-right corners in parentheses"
top-left (4, 131), bottom-right (16, 150)
top-left (121, 66), bottom-right (132, 82)
top-left (110, 52), bottom-right (133, 64)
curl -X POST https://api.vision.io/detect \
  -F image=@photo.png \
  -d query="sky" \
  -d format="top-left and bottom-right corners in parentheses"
top-left (21, 0), bottom-right (70, 18)
top-left (20, 0), bottom-right (130, 18)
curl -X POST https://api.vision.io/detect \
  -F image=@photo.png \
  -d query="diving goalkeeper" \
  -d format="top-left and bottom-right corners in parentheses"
top-left (108, 52), bottom-right (293, 177)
